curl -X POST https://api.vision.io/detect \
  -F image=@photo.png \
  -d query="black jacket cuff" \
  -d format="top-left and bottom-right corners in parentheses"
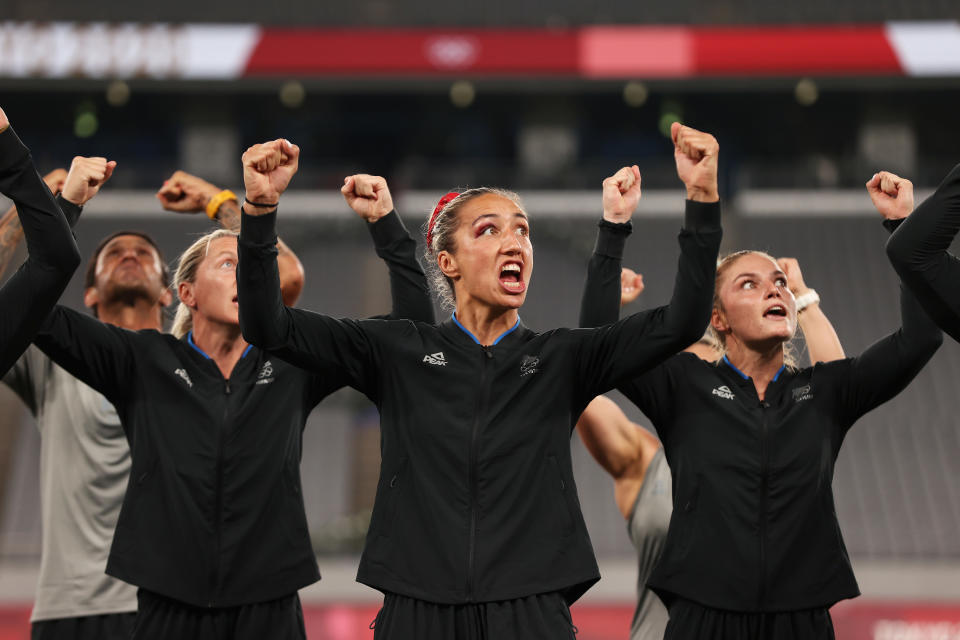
top-left (368, 210), bottom-right (408, 248)
top-left (684, 200), bottom-right (722, 232)
top-left (882, 217), bottom-right (906, 234)
top-left (594, 219), bottom-right (632, 258)
top-left (55, 194), bottom-right (83, 228)
top-left (240, 209), bottom-right (278, 247)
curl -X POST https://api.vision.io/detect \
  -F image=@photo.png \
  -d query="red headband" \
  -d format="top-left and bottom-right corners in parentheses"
top-left (426, 191), bottom-right (460, 249)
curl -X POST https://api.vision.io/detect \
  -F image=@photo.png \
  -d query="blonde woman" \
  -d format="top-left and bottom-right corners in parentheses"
top-left (31, 156), bottom-right (434, 640)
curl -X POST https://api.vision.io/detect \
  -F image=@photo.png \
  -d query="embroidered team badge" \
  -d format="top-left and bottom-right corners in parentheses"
top-left (520, 355), bottom-right (540, 377)
top-left (792, 385), bottom-right (813, 402)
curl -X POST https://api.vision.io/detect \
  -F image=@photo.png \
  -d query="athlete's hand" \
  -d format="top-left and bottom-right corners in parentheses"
top-left (42, 168), bottom-right (69, 195)
top-left (620, 267), bottom-right (644, 306)
top-left (602, 165), bottom-right (642, 223)
top-left (342, 174), bottom-right (394, 223)
top-left (0, 107), bottom-right (8, 133)
top-left (866, 171), bottom-right (913, 220)
top-left (61, 156), bottom-right (117, 206)
top-left (242, 139), bottom-right (299, 215)
top-left (672, 122), bottom-right (719, 203)
top-left (777, 257), bottom-right (811, 298)
top-left (157, 170), bottom-right (221, 214)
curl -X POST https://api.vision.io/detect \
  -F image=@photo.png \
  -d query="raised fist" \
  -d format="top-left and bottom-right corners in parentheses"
top-left (61, 156), bottom-right (117, 206)
top-left (620, 267), bottom-right (645, 307)
top-left (0, 107), bottom-right (8, 132)
top-left (866, 171), bottom-right (913, 220)
top-left (776, 257), bottom-right (810, 298)
top-left (42, 168), bottom-right (69, 195)
top-left (602, 165), bottom-right (642, 224)
top-left (157, 170), bottom-right (221, 214)
top-left (341, 174), bottom-right (394, 223)
top-left (241, 139), bottom-right (300, 211)
top-left (671, 122), bottom-right (719, 203)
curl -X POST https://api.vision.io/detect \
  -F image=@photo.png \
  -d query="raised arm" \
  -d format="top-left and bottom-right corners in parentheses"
top-left (881, 165), bottom-right (960, 342)
top-left (236, 139), bottom-right (377, 390)
top-left (0, 108), bottom-right (83, 373)
top-left (341, 173), bottom-right (434, 323)
top-left (0, 168), bottom-right (66, 278)
top-left (157, 169), bottom-right (305, 306)
top-left (578, 165), bottom-right (640, 328)
top-left (574, 124), bottom-right (722, 400)
top-left (777, 257), bottom-right (845, 363)
top-left (836, 216), bottom-right (943, 426)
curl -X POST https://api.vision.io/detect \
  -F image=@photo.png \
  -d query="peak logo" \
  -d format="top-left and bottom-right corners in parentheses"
top-left (423, 352), bottom-right (447, 366)
top-left (712, 385), bottom-right (735, 400)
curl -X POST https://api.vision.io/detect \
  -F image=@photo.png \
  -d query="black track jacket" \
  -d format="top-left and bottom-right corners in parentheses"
top-left (237, 201), bottom-right (722, 605)
top-left (886, 163), bottom-right (960, 342)
top-left (581, 218), bottom-right (943, 612)
top-left (32, 211), bottom-right (433, 608)
top-left (0, 127), bottom-right (80, 375)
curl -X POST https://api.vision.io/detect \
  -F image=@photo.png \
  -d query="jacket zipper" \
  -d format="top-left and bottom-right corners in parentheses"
top-left (210, 377), bottom-right (231, 607)
top-left (758, 399), bottom-right (769, 609)
top-left (466, 345), bottom-right (492, 601)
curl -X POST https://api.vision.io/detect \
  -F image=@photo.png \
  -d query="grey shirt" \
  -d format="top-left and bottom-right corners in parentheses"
top-left (628, 447), bottom-right (672, 640)
top-left (3, 346), bottom-right (137, 622)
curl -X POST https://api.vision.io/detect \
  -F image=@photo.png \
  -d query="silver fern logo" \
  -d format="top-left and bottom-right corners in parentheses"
top-left (174, 368), bottom-right (193, 388)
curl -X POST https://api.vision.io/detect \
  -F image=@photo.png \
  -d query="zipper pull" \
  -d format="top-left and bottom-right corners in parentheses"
top-left (482, 346), bottom-right (492, 359)
top-left (758, 400), bottom-right (768, 409)
top-left (225, 380), bottom-right (231, 394)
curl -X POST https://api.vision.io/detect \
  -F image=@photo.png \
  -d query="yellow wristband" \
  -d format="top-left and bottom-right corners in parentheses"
top-left (206, 189), bottom-right (237, 220)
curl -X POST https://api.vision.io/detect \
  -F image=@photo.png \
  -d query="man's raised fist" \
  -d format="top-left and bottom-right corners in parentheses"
top-left (866, 171), bottom-right (913, 221)
top-left (61, 156), bottom-right (116, 206)
top-left (602, 165), bottom-right (642, 224)
top-left (156, 170), bottom-right (221, 214)
top-left (242, 139), bottom-right (300, 213)
top-left (671, 122), bottom-right (719, 203)
top-left (342, 174), bottom-right (394, 223)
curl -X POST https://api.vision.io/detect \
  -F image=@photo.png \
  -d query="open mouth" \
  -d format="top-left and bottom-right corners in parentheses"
top-left (498, 262), bottom-right (526, 293)
top-left (763, 304), bottom-right (787, 319)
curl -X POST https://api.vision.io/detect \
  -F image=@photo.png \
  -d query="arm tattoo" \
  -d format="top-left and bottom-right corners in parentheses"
top-left (0, 204), bottom-right (25, 278)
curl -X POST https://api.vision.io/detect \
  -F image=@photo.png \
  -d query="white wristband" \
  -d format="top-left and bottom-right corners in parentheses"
top-left (795, 289), bottom-right (820, 312)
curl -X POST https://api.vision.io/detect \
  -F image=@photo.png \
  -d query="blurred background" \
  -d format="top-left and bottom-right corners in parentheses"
top-left (1, 2), bottom-right (960, 639)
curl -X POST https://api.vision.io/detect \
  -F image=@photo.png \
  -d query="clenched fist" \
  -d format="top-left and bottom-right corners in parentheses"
top-left (602, 165), bottom-right (642, 224)
top-left (342, 174), bottom-right (394, 223)
top-left (777, 258), bottom-right (811, 298)
top-left (671, 123), bottom-right (719, 203)
top-left (61, 156), bottom-right (117, 206)
top-left (0, 107), bottom-right (8, 133)
top-left (156, 170), bottom-right (221, 214)
top-left (242, 139), bottom-right (300, 214)
top-left (620, 267), bottom-right (645, 307)
top-left (866, 171), bottom-right (913, 220)
top-left (42, 168), bottom-right (69, 195)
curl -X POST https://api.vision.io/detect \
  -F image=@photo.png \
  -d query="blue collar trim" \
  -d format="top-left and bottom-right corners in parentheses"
top-left (723, 355), bottom-right (786, 382)
top-left (451, 312), bottom-right (520, 346)
top-left (187, 331), bottom-right (252, 360)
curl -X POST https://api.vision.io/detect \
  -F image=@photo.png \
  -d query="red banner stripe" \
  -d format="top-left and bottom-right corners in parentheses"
top-left (693, 26), bottom-right (903, 75)
top-left (245, 28), bottom-right (578, 75)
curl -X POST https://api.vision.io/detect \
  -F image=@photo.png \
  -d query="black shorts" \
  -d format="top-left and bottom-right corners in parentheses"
top-left (131, 589), bottom-right (305, 640)
top-left (371, 591), bottom-right (577, 640)
top-left (664, 598), bottom-right (835, 640)
top-left (31, 612), bottom-right (136, 640)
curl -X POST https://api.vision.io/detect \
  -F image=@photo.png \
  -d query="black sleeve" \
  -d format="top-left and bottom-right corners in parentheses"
top-left (0, 127), bottom-right (81, 375)
top-left (238, 210), bottom-right (377, 393)
top-left (885, 163), bottom-right (960, 342)
top-left (55, 194), bottom-right (83, 228)
top-left (578, 219), bottom-right (631, 328)
top-left (836, 218), bottom-right (944, 427)
top-left (618, 355), bottom-right (683, 440)
top-left (31, 305), bottom-right (137, 403)
top-left (366, 210), bottom-right (435, 323)
top-left (572, 200), bottom-right (722, 403)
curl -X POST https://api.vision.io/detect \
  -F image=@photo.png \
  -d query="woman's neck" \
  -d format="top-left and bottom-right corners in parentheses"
top-left (453, 303), bottom-right (519, 347)
top-left (190, 317), bottom-right (248, 379)
top-left (724, 340), bottom-right (785, 401)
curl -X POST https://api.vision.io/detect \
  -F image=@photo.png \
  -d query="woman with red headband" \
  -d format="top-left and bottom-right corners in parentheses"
top-left (237, 124), bottom-right (723, 639)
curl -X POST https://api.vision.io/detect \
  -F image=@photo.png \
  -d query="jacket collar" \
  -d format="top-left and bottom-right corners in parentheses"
top-left (440, 313), bottom-right (529, 348)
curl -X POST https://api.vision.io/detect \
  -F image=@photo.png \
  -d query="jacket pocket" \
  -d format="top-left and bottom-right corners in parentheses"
top-left (372, 456), bottom-right (408, 539)
top-left (547, 455), bottom-right (576, 535)
top-left (673, 475), bottom-right (701, 557)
